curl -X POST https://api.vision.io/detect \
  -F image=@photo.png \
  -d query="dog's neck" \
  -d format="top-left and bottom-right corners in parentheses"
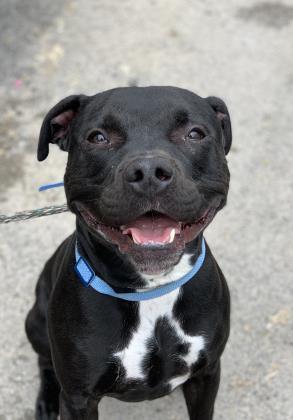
top-left (75, 218), bottom-right (203, 291)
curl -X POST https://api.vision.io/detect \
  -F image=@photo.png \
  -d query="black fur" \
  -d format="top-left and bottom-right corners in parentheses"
top-left (26, 86), bottom-right (231, 419)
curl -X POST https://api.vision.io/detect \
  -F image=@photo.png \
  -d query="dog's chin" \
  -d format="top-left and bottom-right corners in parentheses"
top-left (76, 207), bottom-right (216, 275)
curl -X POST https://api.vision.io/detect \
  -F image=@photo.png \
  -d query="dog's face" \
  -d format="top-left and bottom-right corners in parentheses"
top-left (38, 87), bottom-right (231, 274)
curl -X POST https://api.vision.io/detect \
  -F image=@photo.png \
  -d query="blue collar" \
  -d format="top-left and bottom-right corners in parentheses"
top-left (38, 181), bottom-right (206, 301)
top-left (74, 238), bottom-right (206, 301)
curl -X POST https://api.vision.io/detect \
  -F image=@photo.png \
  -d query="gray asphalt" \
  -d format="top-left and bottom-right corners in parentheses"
top-left (0, 0), bottom-right (293, 419)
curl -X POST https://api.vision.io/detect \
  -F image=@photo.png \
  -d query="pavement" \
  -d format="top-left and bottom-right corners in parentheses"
top-left (0, 0), bottom-right (293, 419)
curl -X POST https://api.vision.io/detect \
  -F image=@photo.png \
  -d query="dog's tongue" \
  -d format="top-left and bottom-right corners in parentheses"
top-left (122, 215), bottom-right (180, 245)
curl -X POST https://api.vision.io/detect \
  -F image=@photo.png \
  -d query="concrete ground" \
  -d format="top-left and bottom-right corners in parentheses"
top-left (0, 0), bottom-right (293, 418)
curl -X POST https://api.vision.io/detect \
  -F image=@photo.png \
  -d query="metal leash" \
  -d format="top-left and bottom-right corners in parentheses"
top-left (0, 204), bottom-right (69, 224)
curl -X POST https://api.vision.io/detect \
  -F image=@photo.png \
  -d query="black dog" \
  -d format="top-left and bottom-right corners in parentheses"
top-left (26, 86), bottom-right (231, 420)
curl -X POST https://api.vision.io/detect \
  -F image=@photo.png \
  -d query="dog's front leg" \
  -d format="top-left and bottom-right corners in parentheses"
top-left (60, 391), bottom-right (100, 420)
top-left (182, 362), bottom-right (220, 420)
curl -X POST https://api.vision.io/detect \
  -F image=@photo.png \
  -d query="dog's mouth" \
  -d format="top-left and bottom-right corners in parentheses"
top-left (120, 210), bottom-right (214, 246)
top-left (76, 205), bottom-right (217, 274)
top-left (78, 207), bottom-right (216, 248)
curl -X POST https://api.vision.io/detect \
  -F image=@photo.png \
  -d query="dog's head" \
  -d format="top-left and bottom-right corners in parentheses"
top-left (38, 87), bottom-right (231, 275)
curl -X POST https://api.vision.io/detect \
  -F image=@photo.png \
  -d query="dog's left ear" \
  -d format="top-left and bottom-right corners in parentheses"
top-left (205, 96), bottom-right (232, 155)
top-left (37, 94), bottom-right (87, 161)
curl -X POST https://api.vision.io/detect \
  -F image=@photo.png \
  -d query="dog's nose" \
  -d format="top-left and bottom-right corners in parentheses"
top-left (124, 157), bottom-right (174, 194)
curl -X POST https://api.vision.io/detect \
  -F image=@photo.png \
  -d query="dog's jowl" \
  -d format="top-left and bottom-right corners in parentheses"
top-left (25, 86), bottom-right (231, 420)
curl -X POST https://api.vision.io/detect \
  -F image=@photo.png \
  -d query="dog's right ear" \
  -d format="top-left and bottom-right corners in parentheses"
top-left (37, 94), bottom-right (87, 161)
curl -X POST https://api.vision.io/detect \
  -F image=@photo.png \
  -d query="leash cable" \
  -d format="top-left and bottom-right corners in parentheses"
top-left (0, 204), bottom-right (69, 224)
top-left (0, 181), bottom-right (68, 224)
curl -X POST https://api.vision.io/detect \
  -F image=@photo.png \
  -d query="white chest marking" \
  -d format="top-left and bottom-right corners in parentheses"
top-left (114, 255), bottom-right (205, 390)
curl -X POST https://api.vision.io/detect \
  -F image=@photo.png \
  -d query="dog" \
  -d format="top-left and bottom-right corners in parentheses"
top-left (25, 86), bottom-right (231, 420)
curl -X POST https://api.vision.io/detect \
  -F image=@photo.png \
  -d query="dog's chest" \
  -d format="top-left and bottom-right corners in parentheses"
top-left (113, 288), bottom-right (205, 391)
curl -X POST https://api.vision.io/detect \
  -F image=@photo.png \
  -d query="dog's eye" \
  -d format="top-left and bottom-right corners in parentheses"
top-left (186, 127), bottom-right (206, 141)
top-left (87, 130), bottom-right (109, 144)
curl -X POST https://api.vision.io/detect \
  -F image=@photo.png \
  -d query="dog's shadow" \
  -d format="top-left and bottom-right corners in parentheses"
top-left (100, 389), bottom-right (188, 420)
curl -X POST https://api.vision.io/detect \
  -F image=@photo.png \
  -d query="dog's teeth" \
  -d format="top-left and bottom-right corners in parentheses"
top-left (132, 236), bottom-right (140, 245)
top-left (168, 228), bottom-right (176, 243)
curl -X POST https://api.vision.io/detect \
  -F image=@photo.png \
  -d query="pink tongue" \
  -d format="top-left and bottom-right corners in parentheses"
top-left (122, 215), bottom-right (180, 245)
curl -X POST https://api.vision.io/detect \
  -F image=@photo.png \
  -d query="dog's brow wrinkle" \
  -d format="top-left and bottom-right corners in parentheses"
top-left (102, 114), bottom-right (125, 135)
top-left (173, 110), bottom-right (189, 127)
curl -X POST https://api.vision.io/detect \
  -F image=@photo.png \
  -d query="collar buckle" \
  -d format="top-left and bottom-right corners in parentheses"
top-left (74, 256), bottom-right (95, 287)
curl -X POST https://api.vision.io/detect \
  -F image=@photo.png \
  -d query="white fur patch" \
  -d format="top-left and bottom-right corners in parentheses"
top-left (114, 255), bottom-right (205, 390)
